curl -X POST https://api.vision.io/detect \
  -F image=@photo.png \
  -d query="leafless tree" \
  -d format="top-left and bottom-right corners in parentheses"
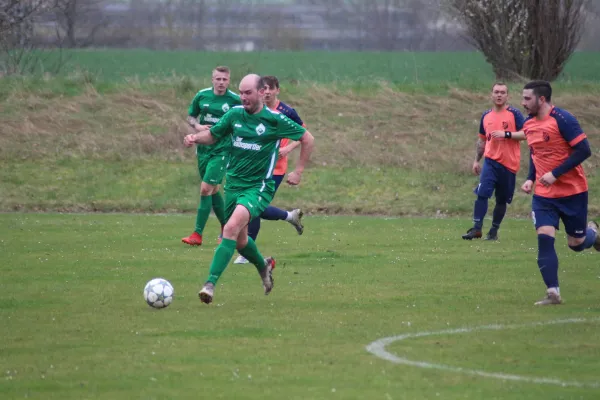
top-left (0, 0), bottom-right (54, 38)
top-left (54, 0), bottom-right (109, 48)
top-left (448, 0), bottom-right (588, 81)
top-left (0, 0), bottom-right (68, 75)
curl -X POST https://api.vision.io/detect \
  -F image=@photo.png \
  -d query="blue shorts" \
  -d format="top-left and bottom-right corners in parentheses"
top-left (474, 158), bottom-right (516, 204)
top-left (272, 174), bottom-right (284, 193)
top-left (532, 192), bottom-right (588, 238)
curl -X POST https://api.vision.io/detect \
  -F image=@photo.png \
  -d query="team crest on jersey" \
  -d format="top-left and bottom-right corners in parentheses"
top-left (222, 103), bottom-right (230, 112)
top-left (502, 121), bottom-right (509, 129)
top-left (256, 123), bottom-right (266, 136)
top-left (543, 132), bottom-right (550, 142)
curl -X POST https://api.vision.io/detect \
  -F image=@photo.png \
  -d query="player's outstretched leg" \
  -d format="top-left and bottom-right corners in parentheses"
top-left (262, 206), bottom-right (304, 235)
top-left (198, 238), bottom-right (237, 304)
top-left (233, 218), bottom-right (260, 265)
top-left (585, 221), bottom-right (600, 251)
top-left (238, 237), bottom-right (275, 294)
top-left (534, 233), bottom-right (562, 305)
top-left (463, 196), bottom-right (487, 240)
top-left (485, 202), bottom-right (507, 241)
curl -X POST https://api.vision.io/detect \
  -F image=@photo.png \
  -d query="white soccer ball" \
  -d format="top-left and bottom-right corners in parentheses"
top-left (143, 278), bottom-right (174, 309)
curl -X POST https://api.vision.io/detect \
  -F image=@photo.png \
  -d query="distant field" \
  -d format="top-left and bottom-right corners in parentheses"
top-left (38, 50), bottom-right (600, 85)
top-left (2, 213), bottom-right (600, 399)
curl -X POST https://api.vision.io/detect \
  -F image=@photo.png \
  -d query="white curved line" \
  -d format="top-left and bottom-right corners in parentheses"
top-left (366, 317), bottom-right (600, 388)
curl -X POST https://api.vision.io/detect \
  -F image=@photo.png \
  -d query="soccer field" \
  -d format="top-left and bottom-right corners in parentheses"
top-left (1, 213), bottom-right (599, 399)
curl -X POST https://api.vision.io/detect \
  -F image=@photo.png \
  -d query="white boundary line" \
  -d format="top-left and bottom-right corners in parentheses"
top-left (366, 317), bottom-right (600, 388)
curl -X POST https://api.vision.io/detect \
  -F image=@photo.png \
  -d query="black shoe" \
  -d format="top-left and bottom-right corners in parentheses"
top-left (484, 230), bottom-right (498, 241)
top-left (462, 228), bottom-right (482, 240)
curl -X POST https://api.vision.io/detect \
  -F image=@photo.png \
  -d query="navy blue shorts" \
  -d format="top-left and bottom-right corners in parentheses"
top-left (532, 192), bottom-right (588, 238)
top-left (272, 174), bottom-right (284, 193)
top-left (474, 158), bottom-right (516, 204)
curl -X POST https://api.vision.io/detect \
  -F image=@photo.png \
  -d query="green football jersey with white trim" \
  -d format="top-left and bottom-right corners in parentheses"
top-left (188, 88), bottom-right (241, 157)
top-left (210, 105), bottom-right (306, 190)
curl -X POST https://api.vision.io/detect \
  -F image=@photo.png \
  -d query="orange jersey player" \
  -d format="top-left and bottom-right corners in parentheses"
top-left (462, 82), bottom-right (526, 241)
top-left (519, 80), bottom-right (599, 306)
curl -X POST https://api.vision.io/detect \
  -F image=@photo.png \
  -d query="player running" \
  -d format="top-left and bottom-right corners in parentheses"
top-left (183, 74), bottom-right (315, 304)
top-left (520, 80), bottom-right (599, 305)
top-left (234, 75), bottom-right (305, 264)
top-left (181, 66), bottom-right (241, 246)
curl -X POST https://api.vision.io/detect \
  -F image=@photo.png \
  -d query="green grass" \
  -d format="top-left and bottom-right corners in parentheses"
top-left (29, 50), bottom-right (600, 86)
top-left (2, 213), bottom-right (600, 399)
top-left (2, 51), bottom-right (600, 216)
top-left (4, 158), bottom-right (600, 216)
top-left (0, 159), bottom-right (545, 216)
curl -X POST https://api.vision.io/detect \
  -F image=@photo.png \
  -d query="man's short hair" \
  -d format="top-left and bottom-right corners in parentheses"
top-left (213, 66), bottom-right (230, 74)
top-left (492, 82), bottom-right (508, 92)
top-left (524, 80), bottom-right (552, 101)
top-left (262, 75), bottom-right (280, 89)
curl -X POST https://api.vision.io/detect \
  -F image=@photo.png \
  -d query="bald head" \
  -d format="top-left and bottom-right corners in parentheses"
top-left (240, 74), bottom-right (263, 91)
top-left (238, 74), bottom-right (265, 114)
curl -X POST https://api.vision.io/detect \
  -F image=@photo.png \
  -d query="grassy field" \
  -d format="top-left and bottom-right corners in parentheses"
top-left (1, 213), bottom-right (600, 399)
top-left (32, 50), bottom-right (600, 85)
top-left (2, 59), bottom-right (600, 215)
top-left (2, 51), bottom-right (600, 399)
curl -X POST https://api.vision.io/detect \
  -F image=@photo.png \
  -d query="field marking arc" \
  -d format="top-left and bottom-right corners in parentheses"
top-left (366, 317), bottom-right (600, 389)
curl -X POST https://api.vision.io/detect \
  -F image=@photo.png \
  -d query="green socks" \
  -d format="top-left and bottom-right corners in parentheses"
top-left (212, 192), bottom-right (226, 226)
top-left (206, 238), bottom-right (266, 285)
top-left (194, 195), bottom-right (212, 234)
top-left (207, 238), bottom-right (236, 284)
top-left (238, 237), bottom-right (266, 272)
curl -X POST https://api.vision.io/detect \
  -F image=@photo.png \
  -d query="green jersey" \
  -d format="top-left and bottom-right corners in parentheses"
top-left (188, 87), bottom-right (241, 157)
top-left (210, 105), bottom-right (307, 190)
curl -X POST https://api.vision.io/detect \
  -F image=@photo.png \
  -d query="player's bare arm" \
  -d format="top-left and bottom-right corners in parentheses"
top-left (287, 131), bottom-right (315, 185)
top-left (278, 140), bottom-right (301, 159)
top-left (472, 138), bottom-right (485, 175)
top-left (489, 130), bottom-right (526, 140)
top-left (184, 129), bottom-right (216, 147)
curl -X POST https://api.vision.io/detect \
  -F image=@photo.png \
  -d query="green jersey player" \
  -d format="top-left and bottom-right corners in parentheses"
top-left (184, 74), bottom-right (315, 304)
top-left (181, 66), bottom-right (241, 246)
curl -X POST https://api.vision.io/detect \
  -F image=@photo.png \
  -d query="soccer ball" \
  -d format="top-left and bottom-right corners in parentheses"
top-left (143, 278), bottom-right (174, 309)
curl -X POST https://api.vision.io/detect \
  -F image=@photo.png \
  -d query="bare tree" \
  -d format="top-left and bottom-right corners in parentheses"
top-left (0, 0), bottom-right (68, 75)
top-left (448, 0), bottom-right (588, 81)
top-left (54, 0), bottom-right (109, 48)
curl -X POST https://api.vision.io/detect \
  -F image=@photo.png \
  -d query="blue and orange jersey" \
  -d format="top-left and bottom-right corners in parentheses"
top-left (524, 107), bottom-right (588, 198)
top-left (478, 106), bottom-right (525, 173)
top-left (268, 100), bottom-right (305, 176)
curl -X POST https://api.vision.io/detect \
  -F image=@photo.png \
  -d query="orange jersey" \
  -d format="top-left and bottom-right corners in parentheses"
top-left (478, 106), bottom-right (525, 173)
top-left (268, 100), bottom-right (305, 176)
top-left (524, 107), bottom-right (588, 198)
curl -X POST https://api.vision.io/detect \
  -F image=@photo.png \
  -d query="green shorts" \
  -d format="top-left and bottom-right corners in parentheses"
top-left (197, 153), bottom-right (228, 186)
top-left (224, 180), bottom-right (276, 223)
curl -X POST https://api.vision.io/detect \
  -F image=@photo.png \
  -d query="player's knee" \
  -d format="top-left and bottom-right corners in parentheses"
top-left (236, 237), bottom-right (248, 250)
top-left (536, 226), bottom-right (555, 237)
top-left (568, 237), bottom-right (586, 252)
top-left (200, 184), bottom-right (214, 196)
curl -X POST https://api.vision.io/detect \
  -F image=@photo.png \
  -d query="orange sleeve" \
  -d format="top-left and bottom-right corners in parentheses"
top-left (569, 133), bottom-right (586, 147)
